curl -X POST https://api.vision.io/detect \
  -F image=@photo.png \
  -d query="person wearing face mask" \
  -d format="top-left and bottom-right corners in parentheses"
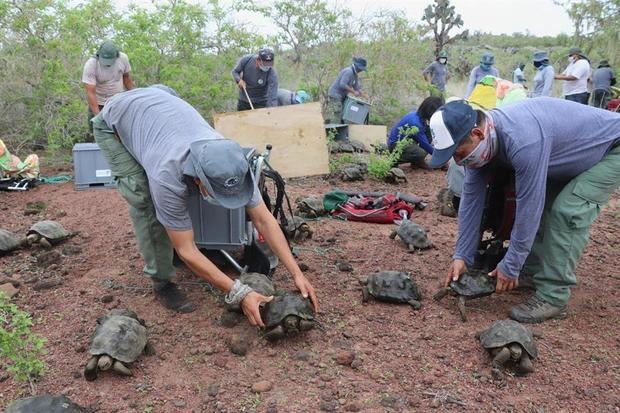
top-left (512, 63), bottom-right (526, 86)
top-left (91, 86), bottom-right (318, 324)
top-left (464, 52), bottom-right (499, 99)
top-left (423, 50), bottom-right (449, 94)
top-left (232, 47), bottom-right (279, 111)
top-left (324, 57), bottom-right (367, 123)
top-left (82, 40), bottom-right (134, 140)
top-left (429, 98), bottom-right (620, 323)
top-left (555, 47), bottom-right (591, 105)
top-left (530, 51), bottom-right (555, 98)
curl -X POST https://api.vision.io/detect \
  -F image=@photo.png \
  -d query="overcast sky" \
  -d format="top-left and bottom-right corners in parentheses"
top-left (116, 0), bottom-right (574, 37)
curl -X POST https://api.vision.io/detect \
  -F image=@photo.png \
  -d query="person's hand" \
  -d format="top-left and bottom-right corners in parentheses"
top-left (353, 90), bottom-right (361, 97)
top-left (489, 267), bottom-right (518, 293)
top-left (238, 79), bottom-right (247, 90)
top-left (445, 259), bottom-right (467, 287)
top-left (240, 291), bottom-right (273, 327)
top-left (293, 274), bottom-right (318, 312)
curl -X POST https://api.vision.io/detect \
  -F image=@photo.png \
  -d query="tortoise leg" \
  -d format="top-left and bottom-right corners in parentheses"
top-left (26, 234), bottom-right (38, 245)
top-left (389, 230), bottom-right (397, 240)
top-left (432, 288), bottom-right (450, 301)
top-left (362, 287), bottom-right (370, 303)
top-left (39, 237), bottom-right (52, 249)
top-left (457, 296), bottom-right (467, 322)
top-left (491, 346), bottom-right (512, 367)
top-left (263, 325), bottom-right (286, 341)
top-left (299, 320), bottom-right (315, 331)
top-left (508, 343), bottom-right (522, 361)
top-left (408, 300), bottom-right (422, 310)
top-left (112, 360), bottom-right (132, 376)
top-left (518, 353), bottom-right (534, 375)
top-left (143, 341), bottom-right (156, 356)
top-left (97, 355), bottom-right (113, 370)
top-left (84, 356), bottom-right (99, 381)
top-left (407, 244), bottom-right (415, 252)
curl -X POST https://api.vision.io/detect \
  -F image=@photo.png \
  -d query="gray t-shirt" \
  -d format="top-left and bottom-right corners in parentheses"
top-left (231, 54), bottom-right (279, 107)
top-left (455, 97), bottom-right (620, 278)
top-left (100, 87), bottom-right (261, 230)
top-left (530, 65), bottom-right (555, 98)
top-left (277, 89), bottom-right (296, 106)
top-left (422, 61), bottom-right (448, 92)
top-left (328, 66), bottom-right (361, 100)
top-left (592, 67), bottom-right (616, 91)
top-left (465, 66), bottom-right (500, 98)
top-left (82, 52), bottom-right (132, 106)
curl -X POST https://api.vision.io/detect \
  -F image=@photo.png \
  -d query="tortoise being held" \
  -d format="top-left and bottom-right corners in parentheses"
top-left (260, 294), bottom-right (316, 341)
top-left (433, 269), bottom-right (496, 321)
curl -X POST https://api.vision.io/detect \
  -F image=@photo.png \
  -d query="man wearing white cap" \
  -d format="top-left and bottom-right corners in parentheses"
top-left (429, 99), bottom-right (620, 323)
top-left (92, 86), bottom-right (318, 325)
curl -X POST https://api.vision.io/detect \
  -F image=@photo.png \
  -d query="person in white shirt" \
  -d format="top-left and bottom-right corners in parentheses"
top-left (554, 47), bottom-right (591, 105)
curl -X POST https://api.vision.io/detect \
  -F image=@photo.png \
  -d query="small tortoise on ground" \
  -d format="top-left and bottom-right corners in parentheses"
top-left (24, 220), bottom-right (71, 249)
top-left (389, 219), bottom-right (431, 251)
top-left (437, 187), bottom-right (457, 217)
top-left (433, 269), bottom-right (496, 321)
top-left (384, 167), bottom-right (407, 184)
top-left (477, 319), bottom-right (539, 378)
top-left (340, 165), bottom-right (364, 181)
top-left (360, 271), bottom-right (422, 310)
top-left (84, 309), bottom-right (153, 381)
top-left (295, 197), bottom-right (326, 218)
top-left (5, 395), bottom-right (88, 413)
top-left (227, 272), bottom-right (276, 312)
top-left (283, 216), bottom-right (313, 243)
top-left (260, 294), bottom-right (316, 341)
top-left (0, 229), bottom-right (21, 256)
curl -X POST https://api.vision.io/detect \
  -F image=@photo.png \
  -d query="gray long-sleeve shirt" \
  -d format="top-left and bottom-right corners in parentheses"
top-left (465, 66), bottom-right (500, 98)
top-left (328, 65), bottom-right (361, 100)
top-left (231, 54), bottom-right (278, 107)
top-left (530, 65), bottom-right (555, 98)
top-left (454, 97), bottom-right (620, 278)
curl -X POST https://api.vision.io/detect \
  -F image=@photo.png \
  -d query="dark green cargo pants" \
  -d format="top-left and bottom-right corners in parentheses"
top-left (92, 114), bottom-right (175, 283)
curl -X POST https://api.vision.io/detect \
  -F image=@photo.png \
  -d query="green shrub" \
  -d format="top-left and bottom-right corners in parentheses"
top-left (0, 292), bottom-right (47, 383)
top-left (367, 126), bottom-right (418, 180)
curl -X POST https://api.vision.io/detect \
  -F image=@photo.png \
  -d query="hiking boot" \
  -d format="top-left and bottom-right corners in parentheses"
top-left (509, 295), bottom-right (567, 324)
top-left (153, 281), bottom-right (195, 313)
top-left (516, 272), bottom-right (535, 291)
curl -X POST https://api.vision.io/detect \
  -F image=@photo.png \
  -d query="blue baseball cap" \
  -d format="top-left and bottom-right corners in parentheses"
top-left (428, 100), bottom-right (477, 168)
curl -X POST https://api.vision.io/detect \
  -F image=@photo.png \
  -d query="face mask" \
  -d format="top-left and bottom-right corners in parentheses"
top-left (456, 113), bottom-right (498, 168)
top-left (439, 58), bottom-right (447, 65)
top-left (259, 65), bottom-right (270, 72)
top-left (480, 63), bottom-right (491, 72)
top-left (533, 61), bottom-right (542, 69)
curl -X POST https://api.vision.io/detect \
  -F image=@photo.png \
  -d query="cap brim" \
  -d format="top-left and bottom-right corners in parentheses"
top-left (429, 145), bottom-right (457, 168)
top-left (99, 56), bottom-right (117, 66)
top-left (202, 168), bottom-right (256, 209)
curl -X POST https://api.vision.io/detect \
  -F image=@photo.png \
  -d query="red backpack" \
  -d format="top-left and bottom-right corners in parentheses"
top-left (332, 194), bottom-right (414, 224)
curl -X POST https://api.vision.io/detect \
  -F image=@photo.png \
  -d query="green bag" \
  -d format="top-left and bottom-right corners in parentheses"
top-left (323, 191), bottom-right (349, 212)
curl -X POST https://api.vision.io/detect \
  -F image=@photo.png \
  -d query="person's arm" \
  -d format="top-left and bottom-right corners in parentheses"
top-left (123, 72), bottom-right (134, 90)
top-left (266, 68), bottom-right (279, 107)
top-left (339, 69), bottom-right (360, 96)
top-left (232, 55), bottom-right (249, 89)
top-left (246, 202), bottom-right (318, 310)
top-left (82, 59), bottom-right (99, 114)
top-left (464, 69), bottom-right (477, 98)
top-left (422, 63), bottom-right (433, 82)
top-left (166, 228), bottom-right (274, 326)
top-left (541, 67), bottom-right (555, 97)
top-left (412, 128), bottom-right (434, 155)
top-left (84, 84), bottom-right (99, 114)
top-left (555, 65), bottom-right (578, 81)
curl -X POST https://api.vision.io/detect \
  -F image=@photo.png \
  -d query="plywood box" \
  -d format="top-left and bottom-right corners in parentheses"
top-left (213, 102), bottom-right (329, 178)
top-left (348, 125), bottom-right (387, 149)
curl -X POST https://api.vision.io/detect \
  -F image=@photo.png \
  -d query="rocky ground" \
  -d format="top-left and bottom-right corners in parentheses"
top-left (0, 163), bottom-right (619, 413)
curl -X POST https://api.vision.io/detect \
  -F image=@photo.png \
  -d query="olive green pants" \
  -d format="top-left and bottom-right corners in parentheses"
top-left (323, 96), bottom-right (343, 124)
top-left (522, 145), bottom-right (620, 306)
top-left (92, 115), bottom-right (175, 283)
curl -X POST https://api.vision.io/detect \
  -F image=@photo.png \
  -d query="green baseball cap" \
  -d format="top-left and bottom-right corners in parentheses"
top-left (97, 40), bottom-right (120, 66)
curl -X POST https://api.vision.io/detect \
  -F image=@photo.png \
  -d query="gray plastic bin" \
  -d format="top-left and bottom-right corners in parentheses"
top-left (342, 96), bottom-right (370, 124)
top-left (72, 143), bottom-right (116, 190)
top-left (187, 148), bottom-right (256, 250)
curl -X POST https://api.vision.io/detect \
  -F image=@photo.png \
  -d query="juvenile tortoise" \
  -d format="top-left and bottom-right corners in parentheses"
top-left (341, 165), bottom-right (364, 181)
top-left (477, 319), bottom-right (539, 378)
top-left (84, 309), bottom-right (153, 381)
top-left (5, 395), bottom-right (88, 413)
top-left (260, 293), bottom-right (316, 341)
top-left (24, 220), bottom-right (71, 249)
top-left (437, 187), bottom-right (457, 217)
top-left (360, 271), bottom-right (422, 310)
top-left (283, 216), bottom-right (313, 243)
top-left (433, 269), bottom-right (496, 321)
top-left (384, 167), bottom-right (407, 184)
top-left (0, 229), bottom-right (21, 256)
top-left (295, 197), bottom-right (326, 218)
top-left (389, 219), bottom-right (431, 251)
top-left (227, 272), bottom-right (276, 312)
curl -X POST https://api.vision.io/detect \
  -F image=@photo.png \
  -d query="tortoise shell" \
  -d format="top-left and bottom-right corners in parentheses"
top-left (478, 319), bottom-right (538, 359)
top-left (88, 309), bottom-right (148, 364)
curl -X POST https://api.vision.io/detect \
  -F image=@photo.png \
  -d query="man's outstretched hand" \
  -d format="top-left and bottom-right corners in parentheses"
top-left (240, 291), bottom-right (273, 327)
top-left (489, 267), bottom-right (518, 293)
top-left (444, 259), bottom-right (467, 287)
top-left (293, 274), bottom-right (319, 312)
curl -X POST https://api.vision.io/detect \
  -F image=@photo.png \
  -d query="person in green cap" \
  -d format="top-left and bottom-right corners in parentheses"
top-left (423, 50), bottom-right (449, 94)
top-left (591, 59), bottom-right (616, 109)
top-left (82, 40), bottom-right (134, 140)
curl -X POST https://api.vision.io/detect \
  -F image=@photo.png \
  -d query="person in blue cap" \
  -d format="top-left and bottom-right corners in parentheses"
top-left (530, 51), bottom-right (555, 98)
top-left (428, 98), bottom-right (620, 323)
top-left (465, 52), bottom-right (499, 98)
top-left (92, 86), bottom-right (318, 324)
top-left (324, 57), bottom-right (367, 123)
top-left (276, 89), bottom-right (311, 106)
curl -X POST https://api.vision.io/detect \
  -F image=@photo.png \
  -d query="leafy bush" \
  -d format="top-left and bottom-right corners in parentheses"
top-left (367, 126), bottom-right (418, 180)
top-left (0, 292), bottom-right (47, 383)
